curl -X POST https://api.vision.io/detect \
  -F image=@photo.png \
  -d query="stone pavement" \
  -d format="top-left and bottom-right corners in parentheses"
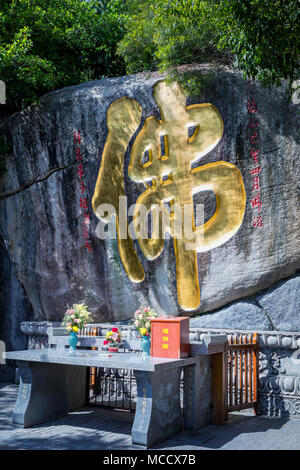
top-left (0, 384), bottom-right (299, 450)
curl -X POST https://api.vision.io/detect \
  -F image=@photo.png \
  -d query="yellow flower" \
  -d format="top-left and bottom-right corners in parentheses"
top-left (140, 327), bottom-right (147, 336)
top-left (73, 326), bottom-right (79, 332)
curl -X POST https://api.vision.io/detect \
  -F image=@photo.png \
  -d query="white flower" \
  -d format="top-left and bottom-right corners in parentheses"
top-left (138, 313), bottom-right (143, 320)
top-left (135, 320), bottom-right (140, 326)
top-left (146, 321), bottom-right (150, 328)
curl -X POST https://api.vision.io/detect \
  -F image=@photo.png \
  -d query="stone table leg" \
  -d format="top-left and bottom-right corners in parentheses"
top-left (184, 359), bottom-right (211, 430)
top-left (66, 365), bottom-right (88, 410)
top-left (132, 367), bottom-right (183, 448)
top-left (13, 361), bottom-right (69, 427)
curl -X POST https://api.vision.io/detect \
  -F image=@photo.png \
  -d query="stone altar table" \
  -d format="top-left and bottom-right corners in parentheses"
top-left (4, 349), bottom-right (197, 447)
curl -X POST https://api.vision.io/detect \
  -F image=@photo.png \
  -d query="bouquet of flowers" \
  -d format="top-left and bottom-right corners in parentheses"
top-left (134, 306), bottom-right (157, 337)
top-left (103, 327), bottom-right (122, 346)
top-left (62, 303), bottom-right (92, 334)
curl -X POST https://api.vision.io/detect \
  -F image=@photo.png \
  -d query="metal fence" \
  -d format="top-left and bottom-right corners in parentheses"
top-left (89, 367), bottom-right (138, 411)
top-left (79, 327), bottom-right (186, 413)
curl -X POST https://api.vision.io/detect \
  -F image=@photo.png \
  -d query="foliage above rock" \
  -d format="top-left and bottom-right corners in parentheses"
top-left (0, 0), bottom-right (299, 113)
top-left (118, 0), bottom-right (300, 97)
top-left (0, 0), bottom-right (128, 113)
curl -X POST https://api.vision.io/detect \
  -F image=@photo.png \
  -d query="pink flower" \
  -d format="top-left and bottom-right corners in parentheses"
top-left (74, 318), bottom-right (78, 323)
top-left (103, 340), bottom-right (108, 345)
top-left (144, 308), bottom-right (149, 312)
top-left (111, 327), bottom-right (118, 333)
top-left (70, 310), bottom-right (75, 314)
top-left (135, 310), bottom-right (140, 315)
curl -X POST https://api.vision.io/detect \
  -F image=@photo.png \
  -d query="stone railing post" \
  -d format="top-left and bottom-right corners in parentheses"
top-left (20, 321), bottom-right (61, 349)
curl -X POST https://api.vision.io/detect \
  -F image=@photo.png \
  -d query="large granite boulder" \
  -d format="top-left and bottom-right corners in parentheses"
top-left (256, 275), bottom-right (300, 332)
top-left (190, 299), bottom-right (273, 331)
top-left (0, 67), bottom-right (299, 331)
top-left (191, 275), bottom-right (300, 332)
top-left (0, 239), bottom-right (32, 381)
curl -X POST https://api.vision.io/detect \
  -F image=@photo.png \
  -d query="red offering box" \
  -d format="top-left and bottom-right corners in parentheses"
top-left (151, 317), bottom-right (190, 359)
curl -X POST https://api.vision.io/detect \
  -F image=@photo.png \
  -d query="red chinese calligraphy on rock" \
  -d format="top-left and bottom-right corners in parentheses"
top-left (250, 166), bottom-right (261, 175)
top-left (74, 130), bottom-right (93, 252)
top-left (253, 216), bottom-right (263, 228)
top-left (246, 87), bottom-right (263, 228)
top-left (85, 241), bottom-right (92, 253)
top-left (249, 131), bottom-right (258, 145)
top-left (249, 147), bottom-right (260, 164)
top-left (74, 130), bottom-right (81, 145)
top-left (80, 196), bottom-right (88, 210)
top-left (83, 213), bottom-right (90, 224)
top-left (247, 98), bottom-right (258, 115)
top-left (248, 120), bottom-right (259, 129)
top-left (250, 193), bottom-right (262, 212)
top-left (77, 163), bottom-right (84, 179)
top-left (80, 180), bottom-right (85, 194)
top-left (252, 176), bottom-right (260, 191)
top-left (75, 147), bottom-right (82, 161)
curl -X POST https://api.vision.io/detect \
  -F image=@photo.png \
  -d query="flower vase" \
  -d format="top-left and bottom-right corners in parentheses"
top-left (141, 336), bottom-right (151, 356)
top-left (68, 332), bottom-right (78, 351)
top-left (108, 343), bottom-right (119, 353)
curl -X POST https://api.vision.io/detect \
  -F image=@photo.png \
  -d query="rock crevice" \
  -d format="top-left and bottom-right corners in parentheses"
top-left (0, 159), bottom-right (77, 200)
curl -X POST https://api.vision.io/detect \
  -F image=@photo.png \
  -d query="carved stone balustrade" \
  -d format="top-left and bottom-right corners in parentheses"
top-left (20, 322), bottom-right (300, 418)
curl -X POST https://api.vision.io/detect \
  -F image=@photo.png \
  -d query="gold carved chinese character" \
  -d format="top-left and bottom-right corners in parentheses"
top-left (92, 81), bottom-right (246, 311)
